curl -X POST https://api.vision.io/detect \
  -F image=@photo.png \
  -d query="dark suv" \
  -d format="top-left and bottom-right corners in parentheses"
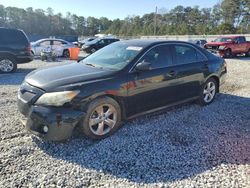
top-left (0, 28), bottom-right (33, 73)
top-left (81, 38), bottom-right (120, 53)
top-left (18, 40), bottom-right (227, 141)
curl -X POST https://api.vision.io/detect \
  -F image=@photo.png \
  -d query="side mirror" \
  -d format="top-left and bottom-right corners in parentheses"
top-left (135, 61), bottom-right (151, 71)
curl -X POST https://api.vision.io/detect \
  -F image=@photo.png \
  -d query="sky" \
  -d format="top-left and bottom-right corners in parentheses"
top-left (0, 0), bottom-right (220, 20)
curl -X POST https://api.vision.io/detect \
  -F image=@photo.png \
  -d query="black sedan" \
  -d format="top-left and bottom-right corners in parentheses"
top-left (17, 40), bottom-right (227, 141)
top-left (81, 38), bottom-right (120, 53)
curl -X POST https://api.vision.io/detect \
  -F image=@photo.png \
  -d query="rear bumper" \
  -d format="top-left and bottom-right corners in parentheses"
top-left (17, 55), bottom-right (34, 64)
top-left (18, 100), bottom-right (85, 141)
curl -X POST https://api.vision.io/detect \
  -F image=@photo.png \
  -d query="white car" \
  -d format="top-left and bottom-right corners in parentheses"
top-left (31, 39), bottom-right (75, 57)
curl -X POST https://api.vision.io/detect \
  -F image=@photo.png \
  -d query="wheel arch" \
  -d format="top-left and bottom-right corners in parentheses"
top-left (96, 94), bottom-right (127, 120)
top-left (80, 93), bottom-right (127, 121)
top-left (204, 75), bottom-right (220, 93)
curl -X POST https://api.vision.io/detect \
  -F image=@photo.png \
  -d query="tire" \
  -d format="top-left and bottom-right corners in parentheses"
top-left (245, 49), bottom-right (250, 57)
top-left (81, 96), bottom-right (121, 140)
top-left (63, 49), bottom-right (70, 58)
top-left (0, 57), bottom-right (17, 73)
top-left (41, 55), bottom-right (47, 61)
top-left (224, 49), bottom-right (232, 58)
top-left (198, 78), bottom-right (218, 106)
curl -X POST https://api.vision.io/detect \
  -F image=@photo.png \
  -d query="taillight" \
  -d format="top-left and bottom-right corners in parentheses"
top-left (27, 44), bottom-right (31, 54)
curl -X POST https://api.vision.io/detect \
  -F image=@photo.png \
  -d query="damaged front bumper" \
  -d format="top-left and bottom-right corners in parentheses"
top-left (18, 102), bottom-right (85, 141)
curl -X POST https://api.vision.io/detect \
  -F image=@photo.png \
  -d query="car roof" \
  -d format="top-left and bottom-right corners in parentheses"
top-left (35, 38), bottom-right (69, 43)
top-left (118, 39), bottom-right (198, 48)
top-left (218, 36), bottom-right (241, 38)
top-left (0, 27), bottom-right (22, 32)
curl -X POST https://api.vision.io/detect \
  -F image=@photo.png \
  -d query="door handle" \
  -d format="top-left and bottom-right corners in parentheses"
top-left (166, 70), bottom-right (177, 77)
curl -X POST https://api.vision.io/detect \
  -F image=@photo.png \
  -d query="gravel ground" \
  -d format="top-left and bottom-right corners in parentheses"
top-left (0, 56), bottom-right (250, 188)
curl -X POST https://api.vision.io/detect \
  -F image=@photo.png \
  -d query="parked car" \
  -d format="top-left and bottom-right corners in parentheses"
top-left (0, 27), bottom-right (33, 73)
top-left (18, 40), bottom-right (227, 141)
top-left (31, 39), bottom-right (75, 58)
top-left (188, 39), bottom-right (207, 48)
top-left (81, 37), bottom-right (120, 53)
top-left (204, 36), bottom-right (250, 58)
top-left (74, 37), bottom-right (96, 48)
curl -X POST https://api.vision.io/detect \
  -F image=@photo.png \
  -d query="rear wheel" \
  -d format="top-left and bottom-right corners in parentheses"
top-left (198, 78), bottom-right (218, 106)
top-left (224, 49), bottom-right (232, 58)
top-left (246, 49), bottom-right (250, 57)
top-left (63, 49), bottom-right (70, 58)
top-left (81, 97), bottom-right (121, 139)
top-left (0, 57), bottom-right (17, 73)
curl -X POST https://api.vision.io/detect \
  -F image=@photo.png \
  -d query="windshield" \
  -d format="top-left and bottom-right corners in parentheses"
top-left (214, 37), bottom-right (233, 42)
top-left (84, 38), bottom-right (100, 45)
top-left (81, 42), bottom-right (143, 70)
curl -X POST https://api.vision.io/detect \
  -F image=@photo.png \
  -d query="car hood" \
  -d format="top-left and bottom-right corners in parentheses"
top-left (25, 63), bottom-right (114, 91)
top-left (205, 41), bottom-right (233, 46)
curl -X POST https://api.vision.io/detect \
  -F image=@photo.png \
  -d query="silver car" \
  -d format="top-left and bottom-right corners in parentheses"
top-left (31, 39), bottom-right (75, 57)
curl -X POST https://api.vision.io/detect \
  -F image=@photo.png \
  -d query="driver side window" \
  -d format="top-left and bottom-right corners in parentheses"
top-left (99, 39), bottom-right (105, 45)
top-left (140, 45), bottom-right (172, 69)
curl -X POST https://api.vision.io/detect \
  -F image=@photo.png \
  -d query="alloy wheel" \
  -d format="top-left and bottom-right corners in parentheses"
top-left (63, 50), bottom-right (70, 58)
top-left (89, 104), bottom-right (117, 136)
top-left (203, 81), bottom-right (216, 103)
top-left (0, 59), bottom-right (14, 73)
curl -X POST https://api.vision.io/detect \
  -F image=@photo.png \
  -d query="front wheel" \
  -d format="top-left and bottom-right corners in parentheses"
top-left (246, 49), bottom-right (250, 57)
top-left (0, 57), bottom-right (17, 73)
top-left (81, 97), bottom-right (121, 139)
top-left (198, 78), bottom-right (218, 106)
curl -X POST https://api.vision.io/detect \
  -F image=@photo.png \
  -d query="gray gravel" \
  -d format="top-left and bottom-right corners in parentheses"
top-left (0, 57), bottom-right (250, 188)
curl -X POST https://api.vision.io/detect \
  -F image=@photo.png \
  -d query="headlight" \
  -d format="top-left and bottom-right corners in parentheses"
top-left (218, 46), bottom-right (226, 50)
top-left (35, 90), bottom-right (80, 107)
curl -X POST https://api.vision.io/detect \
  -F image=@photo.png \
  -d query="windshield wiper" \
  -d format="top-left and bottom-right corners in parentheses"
top-left (85, 63), bottom-right (104, 70)
top-left (85, 63), bottom-right (96, 67)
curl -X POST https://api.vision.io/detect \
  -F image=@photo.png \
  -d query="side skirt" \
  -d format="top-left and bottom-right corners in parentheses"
top-left (127, 96), bottom-right (199, 120)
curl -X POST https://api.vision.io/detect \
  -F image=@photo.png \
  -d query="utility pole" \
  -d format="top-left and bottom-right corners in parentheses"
top-left (154, 6), bottom-right (158, 36)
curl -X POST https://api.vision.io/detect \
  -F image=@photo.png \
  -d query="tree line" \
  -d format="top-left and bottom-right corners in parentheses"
top-left (0, 0), bottom-right (249, 37)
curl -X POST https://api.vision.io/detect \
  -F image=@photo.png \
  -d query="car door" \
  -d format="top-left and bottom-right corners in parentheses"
top-left (35, 40), bottom-right (51, 55)
top-left (238, 37), bottom-right (248, 52)
top-left (233, 37), bottom-right (246, 53)
top-left (169, 44), bottom-right (209, 100)
top-left (97, 39), bottom-right (107, 49)
top-left (52, 40), bottom-right (64, 56)
top-left (127, 44), bottom-right (176, 114)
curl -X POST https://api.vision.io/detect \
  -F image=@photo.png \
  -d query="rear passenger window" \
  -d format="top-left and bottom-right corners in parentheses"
top-left (173, 45), bottom-right (206, 64)
top-left (40, 41), bottom-right (51, 46)
top-left (239, 37), bottom-right (246, 43)
top-left (53, 41), bottom-right (63, 45)
top-left (141, 45), bottom-right (172, 69)
top-left (0, 29), bottom-right (28, 44)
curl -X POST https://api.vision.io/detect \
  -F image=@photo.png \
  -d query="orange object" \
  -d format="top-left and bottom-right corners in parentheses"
top-left (69, 47), bottom-right (80, 60)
